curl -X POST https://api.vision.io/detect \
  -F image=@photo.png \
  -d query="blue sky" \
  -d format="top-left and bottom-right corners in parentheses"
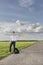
top-left (0, 0), bottom-right (43, 24)
top-left (0, 0), bottom-right (43, 40)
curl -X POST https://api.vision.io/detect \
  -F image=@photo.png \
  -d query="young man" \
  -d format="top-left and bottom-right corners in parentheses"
top-left (9, 31), bottom-right (16, 53)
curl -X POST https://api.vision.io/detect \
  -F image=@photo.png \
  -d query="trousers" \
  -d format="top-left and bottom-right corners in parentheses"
top-left (10, 41), bottom-right (16, 52)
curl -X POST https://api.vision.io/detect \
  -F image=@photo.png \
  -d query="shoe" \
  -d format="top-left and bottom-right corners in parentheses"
top-left (9, 52), bottom-right (12, 54)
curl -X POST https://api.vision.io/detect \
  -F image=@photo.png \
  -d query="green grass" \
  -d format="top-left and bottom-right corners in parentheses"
top-left (0, 41), bottom-right (35, 60)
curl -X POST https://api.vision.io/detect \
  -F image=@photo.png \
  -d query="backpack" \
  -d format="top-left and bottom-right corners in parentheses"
top-left (15, 48), bottom-right (19, 54)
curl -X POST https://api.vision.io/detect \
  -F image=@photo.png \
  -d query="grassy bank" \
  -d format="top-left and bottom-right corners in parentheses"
top-left (0, 41), bottom-right (35, 60)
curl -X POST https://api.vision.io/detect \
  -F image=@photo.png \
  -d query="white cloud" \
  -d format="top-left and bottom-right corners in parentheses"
top-left (16, 20), bottom-right (42, 33)
top-left (18, 0), bottom-right (34, 7)
top-left (0, 20), bottom-right (42, 35)
top-left (33, 26), bottom-right (41, 32)
top-left (26, 23), bottom-right (41, 32)
top-left (26, 24), bottom-right (33, 32)
top-left (16, 20), bottom-right (21, 26)
top-left (0, 20), bottom-right (43, 40)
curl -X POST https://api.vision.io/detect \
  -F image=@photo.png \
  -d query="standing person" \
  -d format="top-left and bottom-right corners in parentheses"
top-left (9, 31), bottom-right (16, 53)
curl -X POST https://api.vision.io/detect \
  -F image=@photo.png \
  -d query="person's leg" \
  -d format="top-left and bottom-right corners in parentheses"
top-left (10, 41), bottom-right (13, 52)
top-left (13, 41), bottom-right (16, 52)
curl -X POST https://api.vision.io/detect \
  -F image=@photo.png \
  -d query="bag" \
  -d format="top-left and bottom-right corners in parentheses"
top-left (15, 48), bottom-right (19, 54)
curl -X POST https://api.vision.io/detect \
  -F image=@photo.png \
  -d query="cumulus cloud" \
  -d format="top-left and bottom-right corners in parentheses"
top-left (33, 26), bottom-right (41, 32)
top-left (26, 24), bottom-right (33, 32)
top-left (26, 24), bottom-right (41, 32)
top-left (16, 20), bottom-right (21, 26)
top-left (16, 20), bottom-right (42, 33)
top-left (18, 0), bottom-right (34, 7)
top-left (0, 20), bottom-right (42, 35)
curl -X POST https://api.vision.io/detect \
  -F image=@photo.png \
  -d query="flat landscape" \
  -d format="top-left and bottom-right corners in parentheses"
top-left (0, 40), bottom-right (35, 59)
top-left (0, 41), bottom-right (43, 65)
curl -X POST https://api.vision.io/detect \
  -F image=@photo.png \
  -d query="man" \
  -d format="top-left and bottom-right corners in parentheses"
top-left (9, 31), bottom-right (16, 53)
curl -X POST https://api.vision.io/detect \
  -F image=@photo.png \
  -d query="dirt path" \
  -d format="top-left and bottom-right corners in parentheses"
top-left (0, 42), bottom-right (43, 65)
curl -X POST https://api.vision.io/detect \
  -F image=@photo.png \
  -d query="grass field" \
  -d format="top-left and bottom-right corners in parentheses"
top-left (0, 41), bottom-right (35, 60)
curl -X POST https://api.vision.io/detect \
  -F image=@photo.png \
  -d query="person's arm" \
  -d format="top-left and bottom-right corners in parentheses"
top-left (18, 32), bottom-right (26, 37)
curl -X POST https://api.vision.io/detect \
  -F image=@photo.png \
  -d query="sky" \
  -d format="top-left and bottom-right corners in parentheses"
top-left (0, 0), bottom-right (43, 40)
top-left (0, 0), bottom-right (43, 23)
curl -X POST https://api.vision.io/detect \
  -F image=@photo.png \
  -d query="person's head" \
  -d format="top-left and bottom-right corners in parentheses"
top-left (12, 31), bottom-right (15, 35)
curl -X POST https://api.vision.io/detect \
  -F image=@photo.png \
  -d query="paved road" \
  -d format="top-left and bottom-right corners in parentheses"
top-left (0, 42), bottom-right (43, 65)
